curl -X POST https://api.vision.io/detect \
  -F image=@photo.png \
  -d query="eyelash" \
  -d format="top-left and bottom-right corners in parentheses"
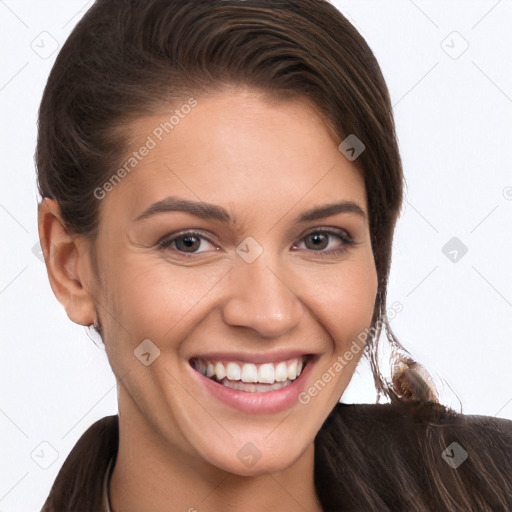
top-left (156, 228), bottom-right (358, 258)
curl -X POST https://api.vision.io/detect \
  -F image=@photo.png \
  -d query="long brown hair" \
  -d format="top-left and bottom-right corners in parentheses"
top-left (35, 1), bottom-right (511, 510)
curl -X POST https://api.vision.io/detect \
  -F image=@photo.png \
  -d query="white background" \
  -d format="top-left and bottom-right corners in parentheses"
top-left (1, 1), bottom-right (511, 510)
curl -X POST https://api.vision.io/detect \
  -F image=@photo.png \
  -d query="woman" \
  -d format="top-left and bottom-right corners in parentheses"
top-left (36, 1), bottom-right (511, 511)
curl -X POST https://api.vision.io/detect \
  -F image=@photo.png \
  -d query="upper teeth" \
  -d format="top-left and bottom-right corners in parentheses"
top-left (193, 357), bottom-right (305, 384)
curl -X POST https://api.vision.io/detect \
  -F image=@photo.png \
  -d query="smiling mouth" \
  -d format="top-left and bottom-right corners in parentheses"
top-left (190, 355), bottom-right (311, 393)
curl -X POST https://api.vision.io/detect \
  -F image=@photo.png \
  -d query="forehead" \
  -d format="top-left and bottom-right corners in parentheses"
top-left (100, 89), bottom-right (368, 223)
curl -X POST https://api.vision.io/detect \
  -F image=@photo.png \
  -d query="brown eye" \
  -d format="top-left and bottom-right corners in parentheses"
top-left (157, 231), bottom-right (216, 254)
top-left (175, 234), bottom-right (201, 252)
top-left (304, 233), bottom-right (330, 251)
top-left (294, 229), bottom-right (357, 256)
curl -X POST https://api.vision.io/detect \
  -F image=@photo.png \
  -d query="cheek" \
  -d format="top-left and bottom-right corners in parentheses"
top-left (308, 258), bottom-right (378, 347)
top-left (101, 254), bottom-right (229, 344)
top-left (296, 259), bottom-right (377, 408)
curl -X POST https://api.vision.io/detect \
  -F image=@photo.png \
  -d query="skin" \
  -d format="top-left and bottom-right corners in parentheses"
top-left (38, 87), bottom-right (378, 512)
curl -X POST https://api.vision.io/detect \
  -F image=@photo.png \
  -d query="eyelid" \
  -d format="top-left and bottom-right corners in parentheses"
top-left (156, 226), bottom-right (359, 256)
top-left (291, 227), bottom-right (358, 255)
top-left (156, 229), bottom-right (217, 251)
top-left (299, 225), bottom-right (353, 240)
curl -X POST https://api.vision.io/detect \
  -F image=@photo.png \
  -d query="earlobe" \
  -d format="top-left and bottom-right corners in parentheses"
top-left (37, 198), bottom-right (97, 326)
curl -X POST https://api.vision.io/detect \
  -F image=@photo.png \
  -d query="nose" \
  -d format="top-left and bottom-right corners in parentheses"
top-left (221, 253), bottom-right (304, 338)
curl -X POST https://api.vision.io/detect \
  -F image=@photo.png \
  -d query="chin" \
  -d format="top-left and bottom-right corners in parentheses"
top-left (191, 428), bottom-right (313, 477)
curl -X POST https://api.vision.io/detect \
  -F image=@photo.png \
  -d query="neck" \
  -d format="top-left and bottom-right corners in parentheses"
top-left (109, 400), bottom-right (323, 512)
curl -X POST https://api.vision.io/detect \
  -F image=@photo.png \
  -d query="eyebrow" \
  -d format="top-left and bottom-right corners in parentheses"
top-left (134, 196), bottom-right (367, 224)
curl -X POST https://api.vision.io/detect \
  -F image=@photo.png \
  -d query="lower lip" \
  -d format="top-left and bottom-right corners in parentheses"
top-left (189, 359), bottom-right (315, 415)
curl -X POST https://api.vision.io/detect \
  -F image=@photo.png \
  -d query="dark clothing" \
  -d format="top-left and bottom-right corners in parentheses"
top-left (41, 402), bottom-right (512, 511)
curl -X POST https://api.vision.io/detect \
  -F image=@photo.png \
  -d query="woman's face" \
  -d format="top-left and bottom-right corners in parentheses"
top-left (89, 88), bottom-right (378, 475)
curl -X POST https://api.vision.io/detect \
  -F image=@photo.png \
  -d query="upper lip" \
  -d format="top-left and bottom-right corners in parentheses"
top-left (189, 350), bottom-right (315, 365)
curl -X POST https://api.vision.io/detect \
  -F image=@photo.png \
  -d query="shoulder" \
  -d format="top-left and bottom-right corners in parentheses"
top-left (41, 415), bottom-right (118, 512)
top-left (335, 401), bottom-right (512, 473)
top-left (333, 400), bottom-right (512, 439)
top-left (315, 402), bottom-right (512, 511)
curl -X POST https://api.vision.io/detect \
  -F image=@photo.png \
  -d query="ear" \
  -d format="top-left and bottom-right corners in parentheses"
top-left (37, 198), bottom-right (97, 326)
